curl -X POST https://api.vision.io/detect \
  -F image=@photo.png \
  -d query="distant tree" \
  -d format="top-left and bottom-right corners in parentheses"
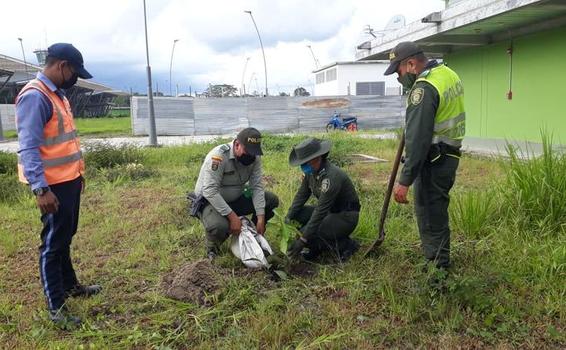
top-left (293, 87), bottom-right (310, 97)
top-left (205, 84), bottom-right (238, 97)
top-left (279, 92), bottom-right (290, 97)
top-left (113, 95), bottom-right (130, 107)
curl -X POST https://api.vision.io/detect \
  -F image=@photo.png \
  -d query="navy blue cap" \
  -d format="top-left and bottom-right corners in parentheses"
top-left (47, 43), bottom-right (92, 79)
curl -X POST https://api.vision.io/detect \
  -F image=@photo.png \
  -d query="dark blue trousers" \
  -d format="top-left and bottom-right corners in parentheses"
top-left (39, 176), bottom-right (81, 311)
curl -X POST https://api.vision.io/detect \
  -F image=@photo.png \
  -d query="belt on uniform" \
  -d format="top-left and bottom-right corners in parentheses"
top-left (428, 142), bottom-right (461, 163)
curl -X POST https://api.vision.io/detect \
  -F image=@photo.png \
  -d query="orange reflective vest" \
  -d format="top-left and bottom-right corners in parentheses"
top-left (16, 79), bottom-right (84, 186)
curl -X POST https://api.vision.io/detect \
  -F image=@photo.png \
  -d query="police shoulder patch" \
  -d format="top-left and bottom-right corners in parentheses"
top-left (410, 87), bottom-right (424, 105)
top-left (211, 155), bottom-right (223, 171)
top-left (321, 178), bottom-right (331, 193)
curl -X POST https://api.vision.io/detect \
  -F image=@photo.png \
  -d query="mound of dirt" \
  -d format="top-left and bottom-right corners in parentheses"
top-left (301, 98), bottom-right (350, 108)
top-left (162, 259), bottom-right (224, 305)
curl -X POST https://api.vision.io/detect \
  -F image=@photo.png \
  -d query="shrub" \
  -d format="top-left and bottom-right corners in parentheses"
top-left (0, 151), bottom-right (17, 175)
top-left (327, 135), bottom-right (366, 167)
top-left (261, 134), bottom-right (301, 153)
top-left (0, 174), bottom-right (26, 203)
top-left (84, 141), bottom-right (144, 170)
top-left (99, 163), bottom-right (158, 183)
top-left (501, 133), bottom-right (566, 233)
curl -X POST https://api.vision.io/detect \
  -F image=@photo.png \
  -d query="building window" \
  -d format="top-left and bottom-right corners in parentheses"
top-left (356, 81), bottom-right (385, 96)
top-left (325, 68), bottom-right (337, 82)
top-left (316, 72), bottom-right (325, 84)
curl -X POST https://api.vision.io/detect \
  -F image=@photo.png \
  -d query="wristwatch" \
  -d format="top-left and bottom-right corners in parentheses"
top-left (33, 187), bottom-right (50, 196)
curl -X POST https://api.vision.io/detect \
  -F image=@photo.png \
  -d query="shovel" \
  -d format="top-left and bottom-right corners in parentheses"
top-left (364, 131), bottom-right (405, 256)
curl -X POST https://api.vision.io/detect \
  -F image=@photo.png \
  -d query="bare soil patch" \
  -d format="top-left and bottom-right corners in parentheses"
top-left (161, 259), bottom-right (224, 306)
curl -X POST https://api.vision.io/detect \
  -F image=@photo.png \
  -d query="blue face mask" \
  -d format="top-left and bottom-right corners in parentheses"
top-left (301, 163), bottom-right (314, 175)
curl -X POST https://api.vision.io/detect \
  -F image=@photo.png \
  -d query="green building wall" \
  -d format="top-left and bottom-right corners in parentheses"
top-left (444, 26), bottom-right (566, 143)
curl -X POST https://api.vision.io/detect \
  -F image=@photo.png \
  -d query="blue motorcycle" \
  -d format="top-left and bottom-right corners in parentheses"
top-left (326, 112), bottom-right (358, 132)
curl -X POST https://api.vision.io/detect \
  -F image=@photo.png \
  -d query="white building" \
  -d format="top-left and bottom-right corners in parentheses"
top-left (312, 61), bottom-right (402, 97)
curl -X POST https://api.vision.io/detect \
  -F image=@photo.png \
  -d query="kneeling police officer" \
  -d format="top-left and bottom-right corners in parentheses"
top-left (193, 128), bottom-right (279, 260)
top-left (286, 138), bottom-right (360, 262)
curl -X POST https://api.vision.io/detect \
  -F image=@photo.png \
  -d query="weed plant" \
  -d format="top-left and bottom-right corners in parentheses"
top-left (450, 190), bottom-right (498, 239)
top-left (501, 133), bottom-right (566, 233)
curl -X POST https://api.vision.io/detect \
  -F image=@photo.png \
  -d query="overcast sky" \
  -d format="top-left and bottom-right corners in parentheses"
top-left (1, 0), bottom-right (444, 95)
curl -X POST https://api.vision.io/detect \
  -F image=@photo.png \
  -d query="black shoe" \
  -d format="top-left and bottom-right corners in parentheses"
top-left (65, 284), bottom-right (102, 298)
top-left (301, 248), bottom-right (321, 261)
top-left (49, 307), bottom-right (81, 328)
top-left (338, 239), bottom-right (360, 263)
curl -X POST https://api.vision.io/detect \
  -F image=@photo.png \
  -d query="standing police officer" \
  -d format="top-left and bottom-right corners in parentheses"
top-left (384, 41), bottom-right (465, 269)
top-left (286, 138), bottom-right (360, 262)
top-left (194, 128), bottom-right (279, 260)
top-left (16, 43), bottom-right (101, 327)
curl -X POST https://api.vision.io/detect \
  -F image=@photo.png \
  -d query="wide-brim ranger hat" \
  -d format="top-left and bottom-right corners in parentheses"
top-left (289, 138), bottom-right (332, 166)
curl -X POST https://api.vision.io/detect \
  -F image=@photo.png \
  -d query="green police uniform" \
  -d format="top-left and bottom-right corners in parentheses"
top-left (286, 160), bottom-right (360, 258)
top-left (194, 142), bottom-right (279, 251)
top-left (401, 60), bottom-right (465, 268)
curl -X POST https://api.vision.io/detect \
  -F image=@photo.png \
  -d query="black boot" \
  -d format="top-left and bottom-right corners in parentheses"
top-left (338, 238), bottom-right (360, 263)
top-left (65, 284), bottom-right (102, 298)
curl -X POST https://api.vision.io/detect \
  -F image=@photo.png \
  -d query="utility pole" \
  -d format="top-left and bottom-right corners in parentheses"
top-left (244, 10), bottom-right (268, 96)
top-left (142, 0), bottom-right (158, 146)
top-left (240, 57), bottom-right (250, 96)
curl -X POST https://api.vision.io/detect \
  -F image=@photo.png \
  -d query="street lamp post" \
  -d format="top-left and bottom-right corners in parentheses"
top-left (17, 38), bottom-right (28, 74)
top-left (244, 10), bottom-right (268, 97)
top-left (169, 39), bottom-right (179, 97)
top-left (306, 45), bottom-right (320, 69)
top-left (240, 57), bottom-right (250, 96)
top-left (248, 72), bottom-right (256, 96)
top-left (142, 0), bottom-right (158, 146)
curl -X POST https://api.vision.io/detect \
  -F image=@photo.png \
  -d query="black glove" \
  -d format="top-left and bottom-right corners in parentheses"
top-left (287, 238), bottom-right (306, 258)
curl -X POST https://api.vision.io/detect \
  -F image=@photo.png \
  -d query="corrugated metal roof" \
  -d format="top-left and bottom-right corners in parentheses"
top-left (0, 53), bottom-right (117, 93)
top-left (312, 60), bottom-right (389, 73)
top-left (356, 0), bottom-right (566, 60)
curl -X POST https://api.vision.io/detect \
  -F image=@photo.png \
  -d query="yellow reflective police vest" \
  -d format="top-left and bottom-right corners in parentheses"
top-left (414, 64), bottom-right (465, 147)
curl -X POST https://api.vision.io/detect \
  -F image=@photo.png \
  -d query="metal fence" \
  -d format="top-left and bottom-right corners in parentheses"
top-left (131, 95), bottom-right (405, 136)
top-left (0, 104), bottom-right (15, 131)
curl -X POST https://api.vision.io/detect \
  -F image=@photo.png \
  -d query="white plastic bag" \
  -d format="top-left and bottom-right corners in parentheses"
top-left (230, 217), bottom-right (273, 269)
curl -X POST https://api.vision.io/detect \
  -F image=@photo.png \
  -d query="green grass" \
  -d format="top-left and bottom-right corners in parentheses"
top-left (2, 116), bottom-right (131, 139)
top-left (75, 116), bottom-right (131, 137)
top-left (0, 133), bottom-right (564, 348)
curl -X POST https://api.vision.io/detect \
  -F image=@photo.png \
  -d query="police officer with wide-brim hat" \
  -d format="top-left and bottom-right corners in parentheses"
top-left (286, 138), bottom-right (361, 262)
top-left (289, 138), bottom-right (331, 166)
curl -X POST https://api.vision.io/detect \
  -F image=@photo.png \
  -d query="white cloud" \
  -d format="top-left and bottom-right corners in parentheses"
top-left (0, 0), bottom-right (444, 93)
